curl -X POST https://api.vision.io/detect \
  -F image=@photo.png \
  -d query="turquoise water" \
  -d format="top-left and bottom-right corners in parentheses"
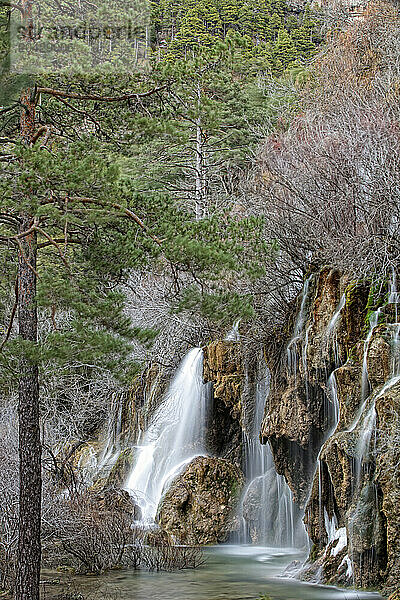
top-left (47, 546), bottom-right (384, 600)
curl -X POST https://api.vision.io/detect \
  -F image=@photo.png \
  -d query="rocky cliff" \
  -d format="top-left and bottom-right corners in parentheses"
top-left (68, 267), bottom-right (399, 596)
top-left (260, 268), bottom-right (399, 595)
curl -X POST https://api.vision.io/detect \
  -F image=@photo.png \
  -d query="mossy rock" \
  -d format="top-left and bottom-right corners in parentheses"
top-left (106, 448), bottom-right (135, 487)
top-left (157, 456), bottom-right (244, 545)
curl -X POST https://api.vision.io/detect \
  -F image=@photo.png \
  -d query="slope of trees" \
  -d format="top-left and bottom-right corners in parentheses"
top-left (0, 0), bottom-right (321, 597)
top-left (243, 1), bottom-right (400, 332)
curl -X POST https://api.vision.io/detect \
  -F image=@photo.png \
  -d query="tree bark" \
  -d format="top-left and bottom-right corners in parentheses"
top-left (15, 218), bottom-right (41, 600)
top-left (16, 85), bottom-right (41, 600)
top-left (195, 83), bottom-right (204, 220)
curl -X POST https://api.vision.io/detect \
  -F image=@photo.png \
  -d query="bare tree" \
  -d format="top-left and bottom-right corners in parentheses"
top-left (249, 2), bottom-right (400, 285)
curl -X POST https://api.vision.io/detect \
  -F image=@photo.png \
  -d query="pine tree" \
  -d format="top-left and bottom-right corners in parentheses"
top-left (273, 28), bottom-right (297, 71)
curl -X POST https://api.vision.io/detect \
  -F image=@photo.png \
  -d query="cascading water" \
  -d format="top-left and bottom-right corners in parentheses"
top-left (349, 275), bottom-right (399, 435)
top-left (287, 275), bottom-right (313, 378)
top-left (389, 268), bottom-right (398, 320)
top-left (238, 356), bottom-right (308, 548)
top-left (315, 294), bottom-right (348, 554)
top-left (361, 308), bottom-right (383, 403)
top-left (77, 390), bottom-right (125, 484)
top-left (346, 273), bottom-right (400, 577)
top-left (126, 348), bottom-right (207, 524)
top-left (97, 391), bottom-right (124, 474)
top-left (326, 371), bottom-right (340, 432)
top-left (326, 293), bottom-right (346, 367)
top-left (226, 319), bottom-right (241, 341)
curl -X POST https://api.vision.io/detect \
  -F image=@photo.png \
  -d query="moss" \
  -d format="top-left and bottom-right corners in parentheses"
top-left (345, 280), bottom-right (362, 308)
top-left (230, 474), bottom-right (241, 498)
top-left (106, 448), bottom-right (135, 487)
top-left (309, 543), bottom-right (320, 562)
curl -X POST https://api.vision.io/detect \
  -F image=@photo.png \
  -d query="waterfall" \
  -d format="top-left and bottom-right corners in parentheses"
top-left (315, 294), bottom-right (348, 552)
top-left (226, 319), bottom-right (241, 341)
top-left (327, 371), bottom-right (340, 432)
top-left (76, 390), bottom-right (125, 485)
top-left (126, 348), bottom-right (207, 524)
top-left (389, 268), bottom-right (398, 320)
top-left (287, 275), bottom-right (313, 377)
top-left (389, 271), bottom-right (400, 377)
top-left (346, 275), bottom-right (400, 572)
top-left (238, 356), bottom-right (308, 548)
top-left (361, 307), bottom-right (383, 402)
top-left (326, 294), bottom-right (346, 339)
top-left (326, 293), bottom-right (346, 366)
top-left (97, 391), bottom-right (124, 474)
top-left (350, 277), bottom-right (398, 434)
top-left (390, 324), bottom-right (400, 376)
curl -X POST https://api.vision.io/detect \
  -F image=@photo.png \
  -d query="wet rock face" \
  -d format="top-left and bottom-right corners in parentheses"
top-left (348, 482), bottom-right (387, 588)
top-left (242, 472), bottom-right (278, 544)
top-left (375, 381), bottom-right (400, 596)
top-left (203, 341), bottom-right (243, 420)
top-left (260, 267), bottom-right (399, 591)
top-left (261, 268), bottom-right (350, 506)
top-left (203, 341), bottom-right (244, 464)
top-left (334, 362), bottom-right (362, 430)
top-left (300, 282), bottom-right (399, 591)
top-left (303, 394), bottom-right (389, 589)
top-left (157, 456), bottom-right (244, 545)
top-left (106, 447), bottom-right (135, 488)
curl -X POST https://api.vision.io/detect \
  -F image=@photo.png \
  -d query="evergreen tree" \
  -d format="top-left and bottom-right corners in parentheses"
top-left (0, 0), bottom-right (321, 596)
top-left (273, 28), bottom-right (298, 70)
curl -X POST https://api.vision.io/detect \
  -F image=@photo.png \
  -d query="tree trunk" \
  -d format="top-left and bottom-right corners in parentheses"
top-left (16, 219), bottom-right (41, 600)
top-left (195, 83), bottom-right (204, 220)
top-left (16, 86), bottom-right (42, 600)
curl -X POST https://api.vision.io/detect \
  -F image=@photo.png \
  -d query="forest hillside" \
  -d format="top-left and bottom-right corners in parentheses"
top-left (0, 1), bottom-right (399, 599)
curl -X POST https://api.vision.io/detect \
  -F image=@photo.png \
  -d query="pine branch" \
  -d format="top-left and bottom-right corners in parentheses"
top-left (34, 226), bottom-right (71, 272)
top-left (35, 85), bottom-right (167, 104)
top-left (69, 197), bottom-right (163, 246)
top-left (0, 276), bottom-right (18, 352)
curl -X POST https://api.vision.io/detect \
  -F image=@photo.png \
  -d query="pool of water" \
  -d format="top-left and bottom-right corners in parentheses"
top-left (45, 545), bottom-right (384, 600)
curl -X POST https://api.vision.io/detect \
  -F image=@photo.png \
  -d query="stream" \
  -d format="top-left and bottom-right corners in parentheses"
top-left (44, 546), bottom-right (384, 600)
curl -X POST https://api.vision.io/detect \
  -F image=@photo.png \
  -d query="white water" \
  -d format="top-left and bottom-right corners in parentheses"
top-left (351, 278), bottom-right (400, 490)
top-left (287, 275), bottom-right (313, 377)
top-left (326, 294), bottom-right (346, 339)
top-left (355, 404), bottom-right (376, 467)
top-left (226, 319), bottom-right (241, 341)
top-left (326, 294), bottom-right (346, 366)
top-left (361, 308), bottom-right (383, 402)
top-left (327, 371), bottom-right (340, 432)
top-left (97, 391), bottom-right (124, 474)
top-left (238, 357), bottom-right (308, 548)
top-left (126, 348), bottom-right (207, 523)
top-left (350, 276), bottom-right (400, 435)
top-left (389, 268), bottom-right (399, 320)
top-left (390, 323), bottom-right (400, 377)
top-left (77, 390), bottom-right (125, 484)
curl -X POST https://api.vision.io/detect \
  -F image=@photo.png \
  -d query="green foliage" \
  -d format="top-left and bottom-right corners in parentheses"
top-left (151, 0), bottom-right (320, 69)
top-left (0, 134), bottom-right (270, 391)
top-left (174, 286), bottom-right (255, 324)
top-left (0, 0), bottom-right (319, 393)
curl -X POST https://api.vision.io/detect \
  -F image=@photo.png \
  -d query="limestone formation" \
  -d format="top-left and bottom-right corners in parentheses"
top-left (157, 456), bottom-right (244, 544)
top-left (261, 268), bottom-right (352, 506)
top-left (375, 381), bottom-right (400, 596)
top-left (203, 340), bottom-right (244, 463)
